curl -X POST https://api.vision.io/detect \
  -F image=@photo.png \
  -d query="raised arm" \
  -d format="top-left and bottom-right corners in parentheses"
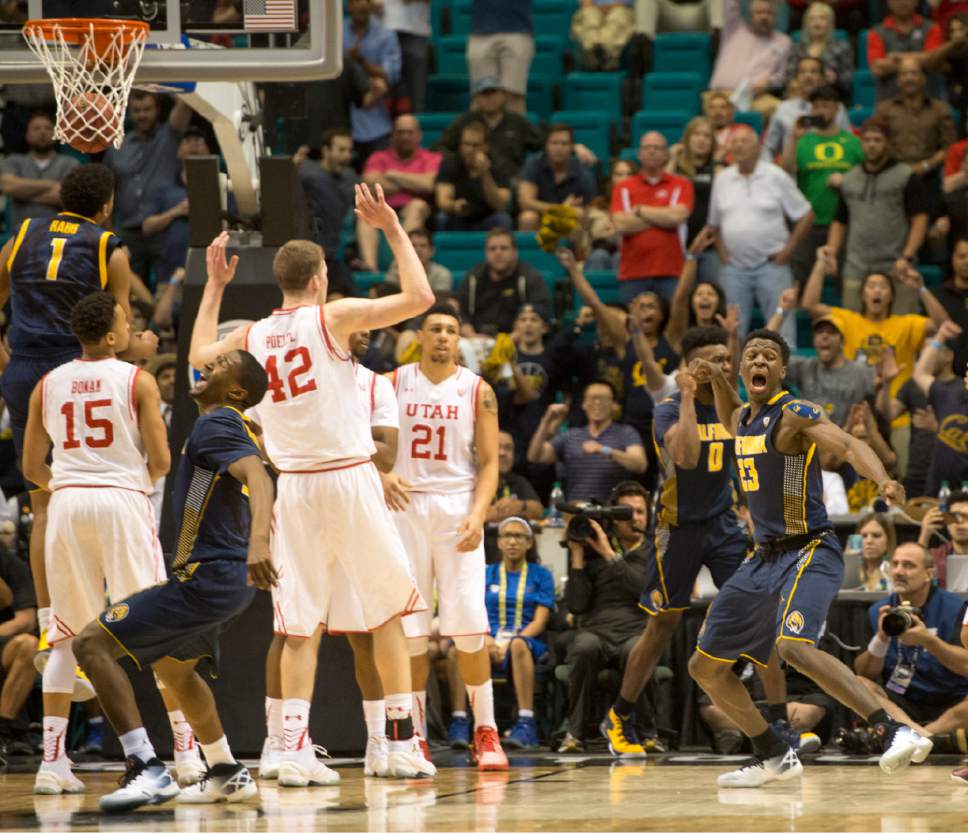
top-left (527, 403), bottom-right (566, 465)
top-left (913, 320), bottom-right (962, 395)
top-left (800, 248), bottom-right (833, 317)
top-left (663, 371), bottom-right (701, 469)
top-left (666, 226), bottom-right (716, 351)
top-left (187, 232), bottom-right (249, 369)
top-left (557, 249), bottom-right (628, 349)
top-left (692, 358), bottom-right (742, 436)
top-left (327, 184), bottom-right (435, 338)
top-left (897, 265), bottom-right (951, 334)
top-left (135, 371), bottom-right (171, 482)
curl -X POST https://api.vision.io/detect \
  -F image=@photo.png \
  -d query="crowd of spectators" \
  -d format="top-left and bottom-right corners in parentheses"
top-left (0, 0), bottom-right (967, 760)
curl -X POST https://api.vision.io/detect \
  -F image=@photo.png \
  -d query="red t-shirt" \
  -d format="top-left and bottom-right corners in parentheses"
top-left (944, 139), bottom-right (968, 177)
top-left (610, 172), bottom-right (694, 281)
top-left (867, 14), bottom-right (944, 64)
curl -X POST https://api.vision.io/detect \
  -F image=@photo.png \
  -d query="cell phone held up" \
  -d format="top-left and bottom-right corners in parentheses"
top-left (798, 114), bottom-right (825, 129)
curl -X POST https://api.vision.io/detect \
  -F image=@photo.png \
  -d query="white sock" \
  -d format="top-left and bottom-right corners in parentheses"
top-left (362, 699), bottom-right (386, 739)
top-left (282, 698), bottom-right (311, 753)
top-left (451, 710), bottom-right (467, 719)
top-left (200, 736), bottom-right (236, 767)
top-left (467, 680), bottom-right (496, 730)
top-left (119, 727), bottom-right (156, 764)
top-left (42, 716), bottom-right (69, 764)
top-left (519, 709), bottom-right (534, 719)
top-left (167, 710), bottom-right (198, 762)
top-left (265, 697), bottom-right (283, 744)
top-left (412, 690), bottom-right (427, 738)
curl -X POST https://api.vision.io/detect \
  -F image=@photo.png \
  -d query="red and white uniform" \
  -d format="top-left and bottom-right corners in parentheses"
top-left (245, 305), bottom-right (423, 636)
top-left (41, 358), bottom-right (164, 643)
top-left (391, 363), bottom-right (489, 638)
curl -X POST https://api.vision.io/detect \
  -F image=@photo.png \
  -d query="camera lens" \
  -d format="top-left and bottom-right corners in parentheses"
top-left (882, 609), bottom-right (910, 637)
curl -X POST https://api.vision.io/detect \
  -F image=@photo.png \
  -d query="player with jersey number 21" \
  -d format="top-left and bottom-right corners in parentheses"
top-left (189, 183), bottom-right (437, 783)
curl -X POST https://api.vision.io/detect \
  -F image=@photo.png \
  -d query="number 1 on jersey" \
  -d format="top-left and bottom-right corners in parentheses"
top-left (47, 237), bottom-right (67, 281)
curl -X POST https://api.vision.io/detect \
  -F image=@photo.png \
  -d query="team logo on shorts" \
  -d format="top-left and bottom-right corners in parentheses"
top-left (785, 610), bottom-right (805, 635)
top-left (104, 603), bottom-right (129, 623)
top-left (651, 590), bottom-right (664, 610)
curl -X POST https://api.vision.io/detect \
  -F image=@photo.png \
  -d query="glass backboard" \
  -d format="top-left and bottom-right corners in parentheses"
top-left (0, 0), bottom-right (341, 83)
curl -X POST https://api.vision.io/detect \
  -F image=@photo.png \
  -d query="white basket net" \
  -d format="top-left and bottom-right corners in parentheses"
top-left (23, 20), bottom-right (149, 151)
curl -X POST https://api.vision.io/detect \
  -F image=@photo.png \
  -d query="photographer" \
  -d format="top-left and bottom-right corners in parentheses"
top-left (918, 489), bottom-right (968, 590)
top-left (558, 482), bottom-right (653, 752)
top-left (854, 543), bottom-right (968, 742)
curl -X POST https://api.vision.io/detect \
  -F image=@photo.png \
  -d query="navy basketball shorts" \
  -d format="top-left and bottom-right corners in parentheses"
top-left (98, 559), bottom-right (255, 677)
top-left (639, 511), bottom-right (750, 615)
top-left (696, 532), bottom-right (843, 667)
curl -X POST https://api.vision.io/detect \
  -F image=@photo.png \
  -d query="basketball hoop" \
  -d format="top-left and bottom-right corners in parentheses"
top-left (23, 18), bottom-right (150, 153)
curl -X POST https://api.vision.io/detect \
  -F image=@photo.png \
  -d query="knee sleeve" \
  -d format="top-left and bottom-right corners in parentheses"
top-left (407, 636), bottom-right (430, 657)
top-left (43, 641), bottom-right (77, 695)
top-left (452, 634), bottom-right (485, 654)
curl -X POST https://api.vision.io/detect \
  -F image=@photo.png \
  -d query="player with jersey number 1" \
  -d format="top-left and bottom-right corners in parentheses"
top-left (189, 183), bottom-right (437, 783)
top-left (388, 304), bottom-right (508, 770)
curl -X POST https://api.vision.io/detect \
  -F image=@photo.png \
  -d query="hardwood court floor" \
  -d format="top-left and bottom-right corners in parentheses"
top-left (2, 755), bottom-right (968, 832)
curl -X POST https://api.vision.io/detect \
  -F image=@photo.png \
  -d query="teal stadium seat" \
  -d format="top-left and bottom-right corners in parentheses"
top-left (431, 0), bottom-right (450, 36)
top-left (652, 33), bottom-right (711, 84)
top-left (434, 36), bottom-right (468, 75)
top-left (852, 70), bottom-right (876, 109)
top-left (527, 74), bottom-right (556, 121)
top-left (353, 271), bottom-right (385, 296)
top-left (433, 231), bottom-right (487, 275)
top-left (450, 0), bottom-right (472, 36)
top-left (919, 265), bottom-right (943, 290)
top-left (574, 270), bottom-right (620, 307)
top-left (416, 112), bottom-right (456, 147)
top-left (792, 28), bottom-right (847, 41)
top-left (642, 72), bottom-right (703, 116)
top-left (514, 232), bottom-right (565, 294)
top-left (532, 0), bottom-right (574, 42)
top-left (427, 74), bottom-right (469, 112)
top-left (858, 29), bottom-right (869, 70)
top-left (561, 72), bottom-right (623, 124)
top-left (532, 36), bottom-right (566, 77)
top-left (551, 110), bottom-right (610, 163)
top-left (849, 106), bottom-right (874, 126)
top-left (631, 110), bottom-right (691, 145)
top-left (734, 110), bottom-right (763, 133)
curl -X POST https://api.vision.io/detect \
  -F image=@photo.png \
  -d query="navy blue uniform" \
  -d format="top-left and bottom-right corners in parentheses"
top-left (0, 212), bottom-right (121, 468)
top-left (98, 408), bottom-right (262, 673)
top-left (698, 391), bottom-right (843, 666)
top-left (639, 394), bottom-right (749, 615)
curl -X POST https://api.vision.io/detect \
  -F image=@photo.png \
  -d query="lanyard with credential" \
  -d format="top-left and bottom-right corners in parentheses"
top-left (499, 562), bottom-right (528, 633)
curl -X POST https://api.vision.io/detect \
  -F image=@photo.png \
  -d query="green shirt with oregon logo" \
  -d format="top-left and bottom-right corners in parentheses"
top-left (796, 130), bottom-right (864, 225)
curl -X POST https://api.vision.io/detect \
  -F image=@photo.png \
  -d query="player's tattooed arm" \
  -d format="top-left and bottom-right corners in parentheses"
top-left (459, 381), bottom-right (500, 552)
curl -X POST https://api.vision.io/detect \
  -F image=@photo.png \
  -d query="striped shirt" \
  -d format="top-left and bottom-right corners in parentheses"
top-left (550, 422), bottom-right (644, 503)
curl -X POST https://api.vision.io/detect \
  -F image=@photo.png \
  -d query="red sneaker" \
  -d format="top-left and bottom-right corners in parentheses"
top-left (471, 726), bottom-right (508, 771)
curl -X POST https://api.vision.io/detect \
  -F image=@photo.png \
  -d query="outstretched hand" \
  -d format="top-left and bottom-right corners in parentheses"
top-left (206, 231), bottom-right (239, 288)
top-left (354, 183), bottom-right (399, 232)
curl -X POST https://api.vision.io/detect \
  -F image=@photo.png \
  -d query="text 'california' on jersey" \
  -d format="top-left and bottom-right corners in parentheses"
top-left (392, 363), bottom-right (482, 494)
top-left (42, 357), bottom-right (152, 494)
top-left (6, 213), bottom-right (120, 355)
top-left (170, 407), bottom-right (262, 568)
top-left (244, 305), bottom-right (375, 471)
top-left (653, 393), bottom-right (734, 525)
top-left (735, 391), bottom-right (829, 544)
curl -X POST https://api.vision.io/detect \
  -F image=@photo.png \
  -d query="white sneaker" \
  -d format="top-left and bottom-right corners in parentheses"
top-left (100, 757), bottom-right (180, 813)
top-left (177, 763), bottom-right (258, 804)
top-left (879, 725), bottom-right (932, 774)
top-left (364, 735), bottom-right (389, 777)
top-left (34, 761), bottom-right (85, 795)
top-left (278, 744), bottom-right (341, 787)
top-left (258, 737), bottom-right (283, 780)
top-left (717, 748), bottom-right (803, 788)
top-left (175, 753), bottom-right (207, 787)
top-left (386, 737), bottom-right (437, 779)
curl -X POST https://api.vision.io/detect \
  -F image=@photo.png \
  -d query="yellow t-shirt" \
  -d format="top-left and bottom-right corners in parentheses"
top-left (828, 307), bottom-right (929, 429)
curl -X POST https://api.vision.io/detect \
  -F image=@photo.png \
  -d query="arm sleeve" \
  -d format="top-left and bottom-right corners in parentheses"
top-left (435, 154), bottom-right (457, 185)
top-left (610, 181), bottom-right (631, 214)
top-left (381, 30), bottom-right (402, 85)
top-left (673, 176), bottom-right (695, 212)
top-left (612, 543), bottom-right (649, 597)
top-left (867, 28), bottom-right (885, 63)
top-left (651, 398), bottom-right (680, 450)
top-left (564, 563), bottom-right (594, 614)
top-left (371, 374), bottom-right (399, 429)
top-left (777, 167), bottom-right (812, 221)
top-left (706, 176), bottom-right (722, 227)
top-left (518, 155), bottom-right (540, 185)
top-left (618, 424), bottom-right (644, 450)
top-left (549, 431), bottom-right (568, 460)
top-left (903, 173), bottom-right (929, 216)
top-left (944, 142), bottom-right (967, 177)
top-left (835, 193), bottom-right (849, 224)
top-left (192, 411), bottom-right (263, 476)
top-left (579, 167), bottom-right (599, 203)
top-left (924, 22), bottom-right (944, 51)
top-left (533, 566), bottom-right (556, 611)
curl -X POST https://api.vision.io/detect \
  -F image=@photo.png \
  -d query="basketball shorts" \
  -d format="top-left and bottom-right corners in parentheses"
top-left (697, 532), bottom-right (843, 667)
top-left (271, 462), bottom-right (425, 637)
top-left (393, 491), bottom-right (489, 639)
top-left (99, 559), bottom-right (255, 677)
top-left (0, 350), bottom-right (79, 486)
top-left (639, 511), bottom-right (750, 615)
top-left (46, 487), bottom-right (165, 644)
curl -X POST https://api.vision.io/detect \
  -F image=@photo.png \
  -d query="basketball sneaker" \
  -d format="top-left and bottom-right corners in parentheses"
top-left (505, 716), bottom-right (539, 750)
top-left (176, 763), bottom-right (258, 804)
top-left (556, 732), bottom-right (583, 753)
top-left (386, 736), bottom-right (437, 778)
top-left (34, 760), bottom-right (85, 795)
top-left (364, 735), bottom-right (389, 777)
top-left (258, 737), bottom-right (283, 780)
top-left (771, 719), bottom-right (821, 754)
top-left (99, 756), bottom-right (180, 813)
top-left (951, 766), bottom-right (968, 784)
top-left (175, 754), bottom-right (207, 787)
top-left (448, 714), bottom-right (470, 749)
top-left (471, 726), bottom-right (509, 771)
top-left (600, 708), bottom-right (646, 759)
top-left (875, 723), bottom-right (933, 774)
top-left (717, 748), bottom-right (803, 788)
top-left (278, 744), bottom-right (341, 787)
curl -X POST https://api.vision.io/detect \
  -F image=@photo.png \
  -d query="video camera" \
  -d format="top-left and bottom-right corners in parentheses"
top-left (882, 601), bottom-right (924, 637)
top-left (556, 500), bottom-right (634, 545)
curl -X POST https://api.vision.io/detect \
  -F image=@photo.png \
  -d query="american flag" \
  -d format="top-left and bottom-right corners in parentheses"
top-left (243, 0), bottom-right (297, 31)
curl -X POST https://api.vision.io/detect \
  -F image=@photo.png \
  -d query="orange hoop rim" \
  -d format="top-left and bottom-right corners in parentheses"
top-left (23, 18), bottom-right (150, 51)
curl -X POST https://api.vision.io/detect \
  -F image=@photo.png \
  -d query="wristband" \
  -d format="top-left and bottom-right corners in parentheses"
top-left (601, 445), bottom-right (613, 456)
top-left (867, 634), bottom-right (889, 658)
top-left (685, 253), bottom-right (697, 261)
top-left (929, 339), bottom-right (943, 351)
top-left (918, 285), bottom-right (929, 296)
top-left (774, 305), bottom-right (787, 319)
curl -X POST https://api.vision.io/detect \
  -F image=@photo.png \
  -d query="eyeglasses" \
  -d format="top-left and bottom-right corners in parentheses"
top-left (499, 533), bottom-right (531, 541)
top-left (584, 395), bottom-right (612, 404)
top-left (949, 512), bottom-right (968, 524)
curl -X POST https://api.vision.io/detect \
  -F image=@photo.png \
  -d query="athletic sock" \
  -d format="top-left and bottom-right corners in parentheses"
top-left (518, 709), bottom-right (534, 719)
top-left (866, 708), bottom-right (892, 727)
top-left (451, 710), bottom-right (467, 720)
top-left (201, 736), bottom-right (236, 767)
top-left (412, 690), bottom-right (427, 738)
top-left (265, 697), bottom-right (283, 745)
top-left (41, 716), bottom-right (69, 763)
top-left (767, 703), bottom-right (787, 724)
top-left (466, 680), bottom-right (496, 730)
top-left (167, 710), bottom-right (197, 763)
top-left (751, 727), bottom-right (788, 761)
top-left (282, 698), bottom-right (311, 753)
top-left (362, 699), bottom-right (386, 739)
top-left (119, 727), bottom-right (156, 764)
top-left (613, 695), bottom-right (636, 719)
top-left (385, 692), bottom-right (414, 742)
